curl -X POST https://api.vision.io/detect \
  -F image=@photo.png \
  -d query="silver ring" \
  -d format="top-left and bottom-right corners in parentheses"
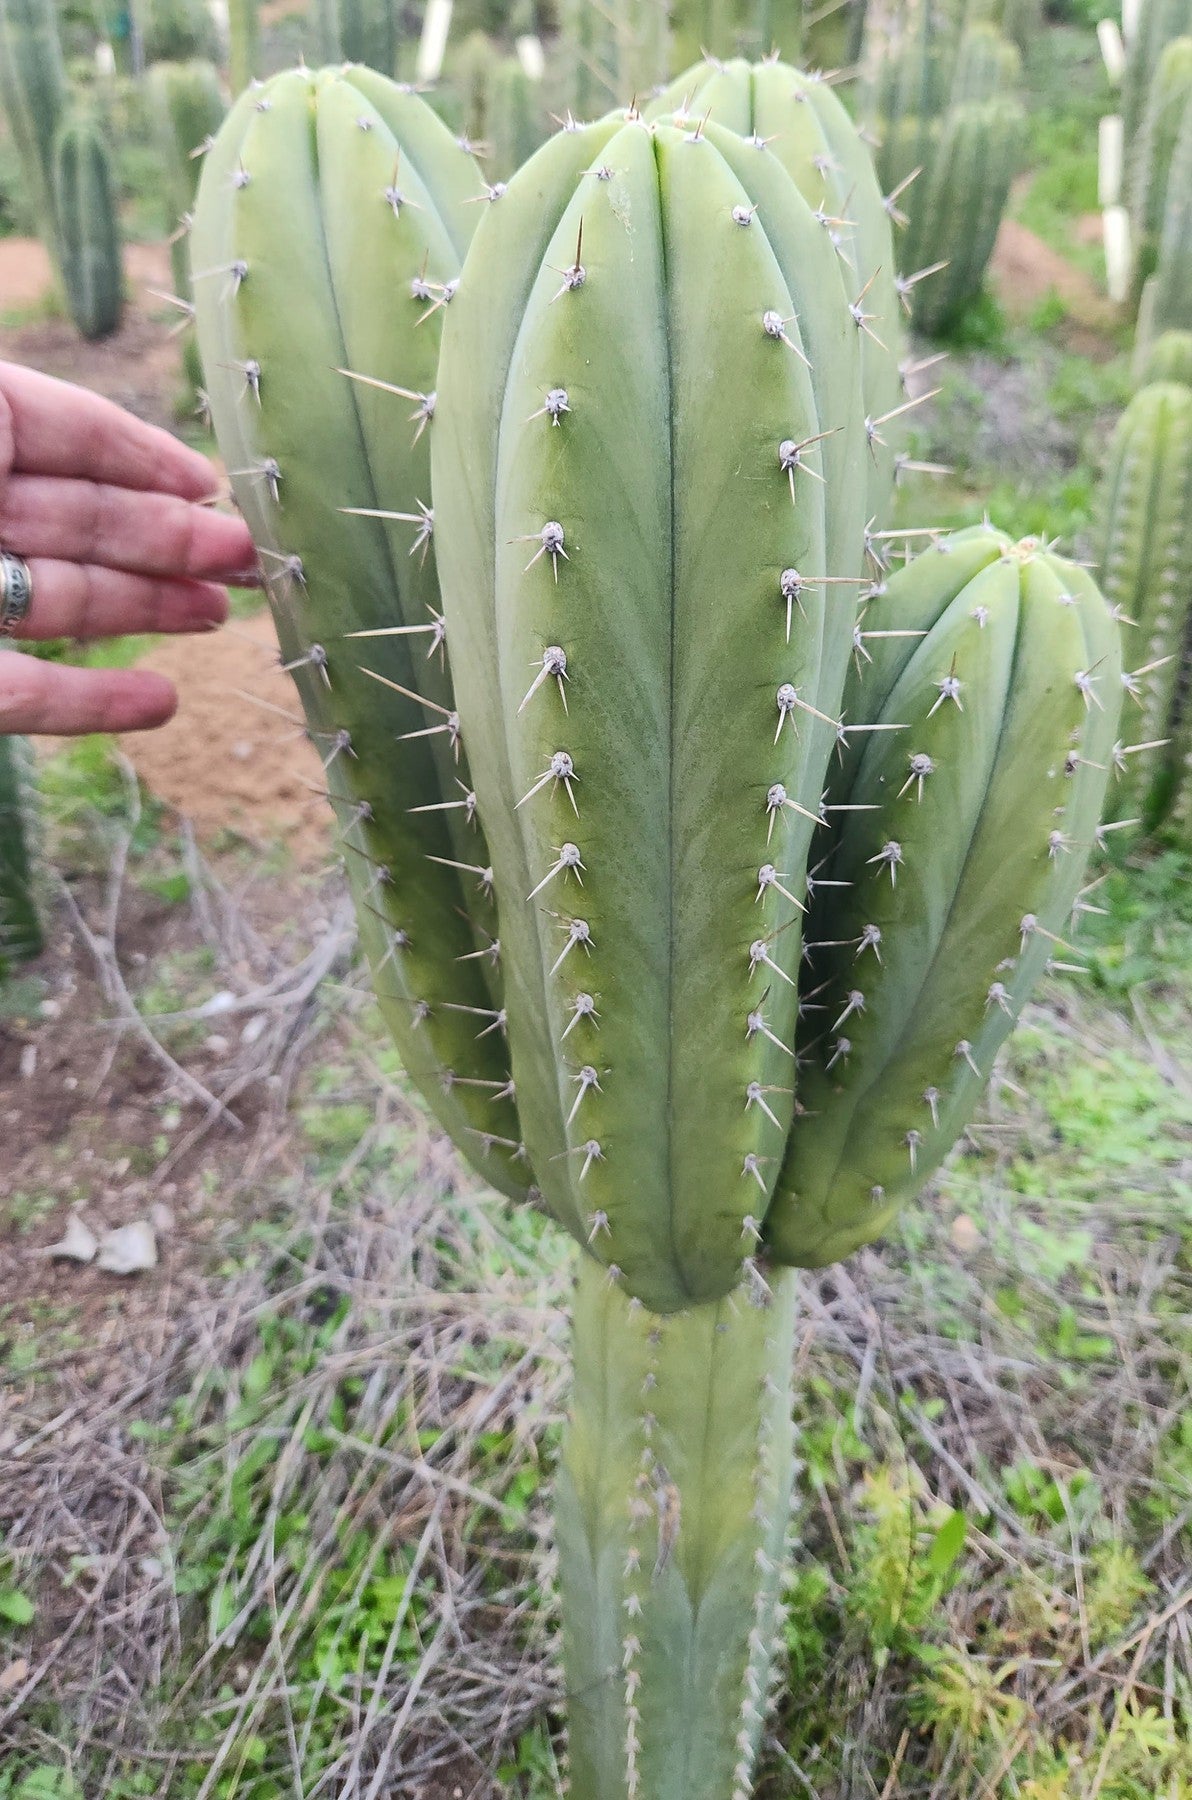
top-left (0, 550), bottom-right (32, 636)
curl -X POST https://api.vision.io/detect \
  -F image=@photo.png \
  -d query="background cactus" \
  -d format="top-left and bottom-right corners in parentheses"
top-left (1095, 380), bottom-right (1192, 837)
top-left (1126, 32), bottom-right (1192, 295)
top-left (226, 0), bottom-right (259, 93)
top-left (53, 107), bottom-right (123, 339)
top-left (866, 19), bottom-right (1025, 332)
top-left (194, 73), bottom-right (1122, 1800)
top-left (0, 0), bottom-right (67, 255)
top-left (1122, 0), bottom-right (1192, 153)
top-left (0, 695), bottom-right (43, 978)
top-left (135, 0), bottom-right (218, 66)
top-left (148, 58), bottom-right (226, 385)
top-left (1144, 97), bottom-right (1192, 338)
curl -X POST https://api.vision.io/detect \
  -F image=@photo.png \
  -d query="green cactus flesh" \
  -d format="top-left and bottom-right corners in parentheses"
top-left (767, 530), bottom-right (1121, 1268)
top-left (1095, 380), bottom-right (1192, 831)
top-left (646, 60), bottom-right (907, 526)
top-left (54, 110), bottom-right (123, 340)
top-left (949, 21), bottom-right (1022, 104)
top-left (190, 67), bottom-right (530, 1202)
top-left (226, 0), bottom-right (259, 93)
top-left (1124, 0), bottom-right (1192, 150)
top-left (557, 1257), bottom-right (799, 1800)
top-left (1150, 97), bottom-right (1192, 338)
top-left (0, 705), bottom-right (42, 974)
top-left (1133, 325), bottom-right (1192, 389)
top-left (433, 114), bottom-right (868, 1314)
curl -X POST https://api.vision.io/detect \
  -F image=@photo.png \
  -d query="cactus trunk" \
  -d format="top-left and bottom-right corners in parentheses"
top-left (558, 1259), bottom-right (798, 1800)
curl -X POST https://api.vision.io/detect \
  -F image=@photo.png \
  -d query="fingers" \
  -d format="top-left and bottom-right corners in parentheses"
top-left (1, 473), bottom-right (259, 583)
top-left (0, 360), bottom-right (220, 501)
top-left (9, 561), bottom-right (228, 641)
top-left (0, 655), bottom-right (178, 735)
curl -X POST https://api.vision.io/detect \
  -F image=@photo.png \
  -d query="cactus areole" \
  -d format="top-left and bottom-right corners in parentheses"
top-left (194, 68), bottom-right (1122, 1800)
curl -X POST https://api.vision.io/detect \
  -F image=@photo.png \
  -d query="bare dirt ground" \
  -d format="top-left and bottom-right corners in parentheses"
top-left (118, 610), bottom-right (331, 866)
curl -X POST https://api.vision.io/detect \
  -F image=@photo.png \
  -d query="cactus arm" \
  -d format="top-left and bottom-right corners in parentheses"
top-left (769, 536), bottom-right (1122, 1267)
top-left (434, 117), bottom-right (625, 1253)
top-left (556, 1254), bottom-right (799, 1800)
top-left (1095, 380), bottom-right (1192, 827)
top-left (191, 70), bottom-right (530, 1198)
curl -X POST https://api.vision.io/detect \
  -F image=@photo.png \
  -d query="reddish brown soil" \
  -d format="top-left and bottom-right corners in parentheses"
top-left (990, 218), bottom-right (1120, 351)
top-left (119, 609), bottom-right (331, 866)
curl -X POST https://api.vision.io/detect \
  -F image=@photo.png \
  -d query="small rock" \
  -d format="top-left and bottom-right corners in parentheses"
top-left (204, 1033), bottom-right (231, 1055)
top-left (18, 1044), bottom-right (36, 1079)
top-left (241, 1014), bottom-right (267, 1046)
top-left (149, 1201), bottom-right (175, 1235)
top-left (0, 1659), bottom-right (29, 1693)
top-left (48, 1215), bottom-right (98, 1264)
top-left (950, 1213), bottom-right (981, 1254)
top-left (198, 990), bottom-right (237, 1018)
top-left (96, 1221), bottom-right (157, 1275)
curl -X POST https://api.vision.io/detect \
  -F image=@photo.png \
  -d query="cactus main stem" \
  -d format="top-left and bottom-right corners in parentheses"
top-left (556, 1256), bottom-right (798, 1800)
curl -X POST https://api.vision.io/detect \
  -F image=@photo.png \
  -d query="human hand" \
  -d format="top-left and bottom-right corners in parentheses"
top-left (0, 360), bottom-right (258, 735)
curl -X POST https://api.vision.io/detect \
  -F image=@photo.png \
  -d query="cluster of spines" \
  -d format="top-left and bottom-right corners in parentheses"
top-left (190, 66), bottom-right (535, 1200)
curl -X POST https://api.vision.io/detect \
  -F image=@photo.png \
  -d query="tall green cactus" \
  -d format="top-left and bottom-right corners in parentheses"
top-left (226, 0), bottom-right (259, 92)
top-left (1146, 98), bottom-right (1192, 338)
top-left (193, 71), bottom-right (1122, 1800)
top-left (863, 12), bottom-right (1024, 332)
top-left (1127, 35), bottom-right (1192, 296)
top-left (1123, 0), bottom-right (1192, 153)
top-left (0, 659), bottom-right (43, 975)
top-left (137, 0), bottom-right (219, 65)
top-left (1133, 324), bottom-right (1192, 388)
top-left (54, 109), bottom-right (123, 340)
top-left (1095, 381), bottom-right (1192, 835)
top-left (191, 66), bottom-right (529, 1204)
top-left (0, 0), bottom-right (67, 255)
top-left (148, 59), bottom-right (225, 389)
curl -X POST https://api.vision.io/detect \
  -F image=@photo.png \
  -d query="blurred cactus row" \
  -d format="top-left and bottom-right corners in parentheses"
top-left (192, 60), bottom-right (1122, 1798)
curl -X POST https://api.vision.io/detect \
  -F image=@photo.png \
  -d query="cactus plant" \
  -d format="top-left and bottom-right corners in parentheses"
top-left (646, 58), bottom-right (908, 526)
top-left (137, 0), bottom-right (219, 65)
top-left (443, 32), bottom-right (546, 175)
top-left (53, 109), bottom-right (123, 339)
top-left (1095, 380), bottom-right (1192, 835)
top-left (0, 665), bottom-right (43, 975)
top-left (194, 71), bottom-right (1122, 1800)
top-left (148, 57), bottom-right (226, 380)
top-left (863, 10), bottom-right (1024, 332)
top-left (1127, 34), bottom-right (1192, 295)
top-left (0, 0), bottom-right (67, 252)
top-left (226, 0), bottom-right (259, 92)
top-left (338, 0), bottom-right (397, 74)
top-left (1133, 324), bottom-right (1192, 388)
top-left (1123, 0), bottom-right (1192, 152)
top-left (1145, 97), bottom-right (1192, 338)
